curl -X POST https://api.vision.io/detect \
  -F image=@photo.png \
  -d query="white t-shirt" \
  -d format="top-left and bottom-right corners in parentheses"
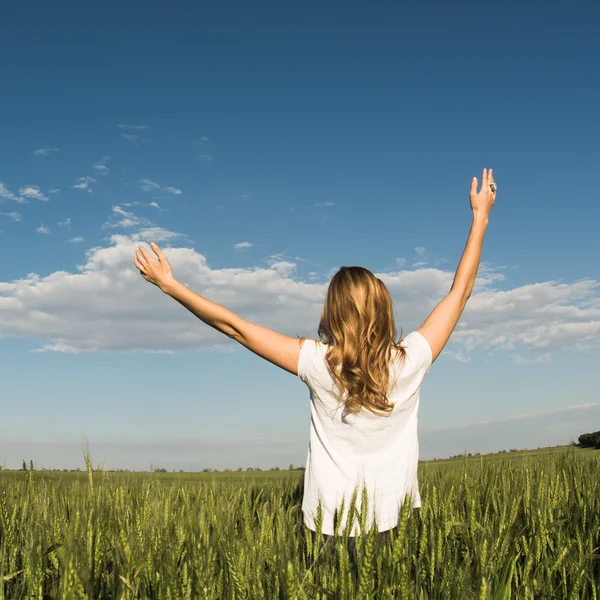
top-left (298, 330), bottom-right (432, 536)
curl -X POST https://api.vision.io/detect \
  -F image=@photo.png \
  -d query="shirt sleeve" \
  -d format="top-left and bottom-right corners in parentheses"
top-left (403, 330), bottom-right (433, 375)
top-left (297, 338), bottom-right (316, 385)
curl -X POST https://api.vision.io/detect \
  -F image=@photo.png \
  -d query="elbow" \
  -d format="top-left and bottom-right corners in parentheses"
top-left (450, 287), bottom-right (471, 306)
top-left (224, 326), bottom-right (242, 340)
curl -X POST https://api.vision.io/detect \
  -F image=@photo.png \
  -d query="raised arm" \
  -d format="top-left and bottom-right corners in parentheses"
top-left (133, 242), bottom-right (304, 375)
top-left (417, 168), bottom-right (497, 363)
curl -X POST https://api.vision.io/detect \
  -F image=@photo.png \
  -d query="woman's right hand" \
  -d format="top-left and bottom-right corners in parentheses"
top-left (470, 168), bottom-right (496, 220)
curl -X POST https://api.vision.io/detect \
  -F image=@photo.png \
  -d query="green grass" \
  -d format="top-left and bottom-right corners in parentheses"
top-left (1, 446), bottom-right (599, 599)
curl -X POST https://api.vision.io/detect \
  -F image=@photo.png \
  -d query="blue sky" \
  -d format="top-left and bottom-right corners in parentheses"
top-left (1, 0), bottom-right (599, 470)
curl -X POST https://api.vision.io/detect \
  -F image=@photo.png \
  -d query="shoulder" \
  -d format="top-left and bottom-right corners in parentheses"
top-left (399, 330), bottom-right (433, 374)
top-left (298, 337), bottom-right (327, 383)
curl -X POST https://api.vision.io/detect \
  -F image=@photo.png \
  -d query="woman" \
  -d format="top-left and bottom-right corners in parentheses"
top-left (133, 168), bottom-right (497, 550)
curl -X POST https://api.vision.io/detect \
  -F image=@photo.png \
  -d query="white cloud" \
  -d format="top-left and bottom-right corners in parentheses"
top-left (313, 202), bottom-right (334, 207)
top-left (32, 147), bottom-right (59, 156)
top-left (0, 183), bottom-right (18, 201)
top-left (93, 156), bottom-right (111, 175)
top-left (58, 218), bottom-right (71, 227)
top-left (0, 212), bottom-right (22, 222)
top-left (240, 192), bottom-right (253, 201)
top-left (67, 236), bottom-right (84, 244)
top-left (36, 224), bottom-right (50, 235)
top-left (135, 227), bottom-right (185, 242)
top-left (452, 280), bottom-right (600, 352)
top-left (117, 124), bottom-right (149, 130)
top-left (138, 179), bottom-right (161, 192)
top-left (396, 258), bottom-right (407, 266)
top-left (121, 133), bottom-right (138, 142)
top-left (415, 246), bottom-right (426, 256)
top-left (0, 245), bottom-right (598, 356)
top-left (234, 241), bottom-right (254, 251)
top-left (197, 154), bottom-right (214, 163)
top-left (103, 206), bottom-right (146, 229)
top-left (512, 352), bottom-right (552, 364)
top-left (138, 178), bottom-right (182, 195)
top-left (19, 185), bottom-right (48, 202)
top-left (163, 186), bottom-right (182, 195)
top-left (121, 202), bottom-right (168, 213)
top-left (71, 177), bottom-right (96, 192)
top-left (48, 189), bottom-right (60, 195)
top-left (444, 350), bottom-right (471, 363)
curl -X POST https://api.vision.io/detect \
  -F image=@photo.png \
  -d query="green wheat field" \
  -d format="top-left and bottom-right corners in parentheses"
top-left (1, 446), bottom-right (599, 599)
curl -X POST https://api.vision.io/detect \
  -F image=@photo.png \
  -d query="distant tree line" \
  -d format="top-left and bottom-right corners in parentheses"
top-left (3, 460), bottom-right (306, 473)
top-left (578, 430), bottom-right (600, 449)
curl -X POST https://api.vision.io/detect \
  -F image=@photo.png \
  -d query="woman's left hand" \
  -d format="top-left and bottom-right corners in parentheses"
top-left (134, 242), bottom-right (176, 291)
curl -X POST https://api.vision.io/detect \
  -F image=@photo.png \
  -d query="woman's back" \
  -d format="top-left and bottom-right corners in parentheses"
top-left (298, 330), bottom-right (432, 536)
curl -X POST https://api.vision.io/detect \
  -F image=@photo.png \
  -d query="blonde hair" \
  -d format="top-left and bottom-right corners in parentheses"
top-left (304, 266), bottom-right (407, 419)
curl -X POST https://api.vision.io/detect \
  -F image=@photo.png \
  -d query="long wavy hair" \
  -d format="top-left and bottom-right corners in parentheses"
top-left (311, 266), bottom-right (407, 418)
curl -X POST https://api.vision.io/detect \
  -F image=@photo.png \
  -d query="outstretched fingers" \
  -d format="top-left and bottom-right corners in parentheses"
top-left (150, 241), bottom-right (166, 261)
top-left (133, 253), bottom-right (146, 273)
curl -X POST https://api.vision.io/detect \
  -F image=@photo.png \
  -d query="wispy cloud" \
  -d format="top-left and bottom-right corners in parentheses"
top-left (190, 136), bottom-right (210, 144)
top-left (0, 183), bottom-right (18, 202)
top-left (0, 183), bottom-right (29, 204)
top-left (293, 201), bottom-right (334, 211)
top-left (48, 189), bottom-right (60, 195)
top-left (93, 156), bottom-right (111, 175)
top-left (36, 224), bottom-right (50, 235)
top-left (148, 201), bottom-right (169, 212)
top-left (120, 201), bottom-right (170, 212)
top-left (138, 178), bottom-right (182, 195)
top-left (32, 147), bottom-right (60, 156)
top-left (0, 212), bottom-right (22, 222)
top-left (58, 218), bottom-right (71, 227)
top-left (444, 350), bottom-right (471, 363)
top-left (420, 403), bottom-right (600, 459)
top-left (415, 246), bottom-right (426, 256)
top-left (66, 236), bottom-right (84, 244)
top-left (103, 206), bottom-right (147, 229)
top-left (197, 154), bottom-right (214, 163)
top-left (240, 192), bottom-right (253, 201)
top-left (19, 185), bottom-right (48, 202)
top-left (71, 177), bottom-right (96, 192)
top-left (234, 241), bottom-right (254, 251)
top-left (512, 352), bottom-right (552, 364)
top-left (423, 403), bottom-right (600, 433)
top-left (117, 124), bottom-right (150, 130)
top-left (119, 124), bottom-right (152, 143)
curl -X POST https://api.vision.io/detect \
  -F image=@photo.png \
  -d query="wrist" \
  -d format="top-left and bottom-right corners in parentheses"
top-left (160, 277), bottom-right (179, 295)
top-left (472, 213), bottom-right (489, 227)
